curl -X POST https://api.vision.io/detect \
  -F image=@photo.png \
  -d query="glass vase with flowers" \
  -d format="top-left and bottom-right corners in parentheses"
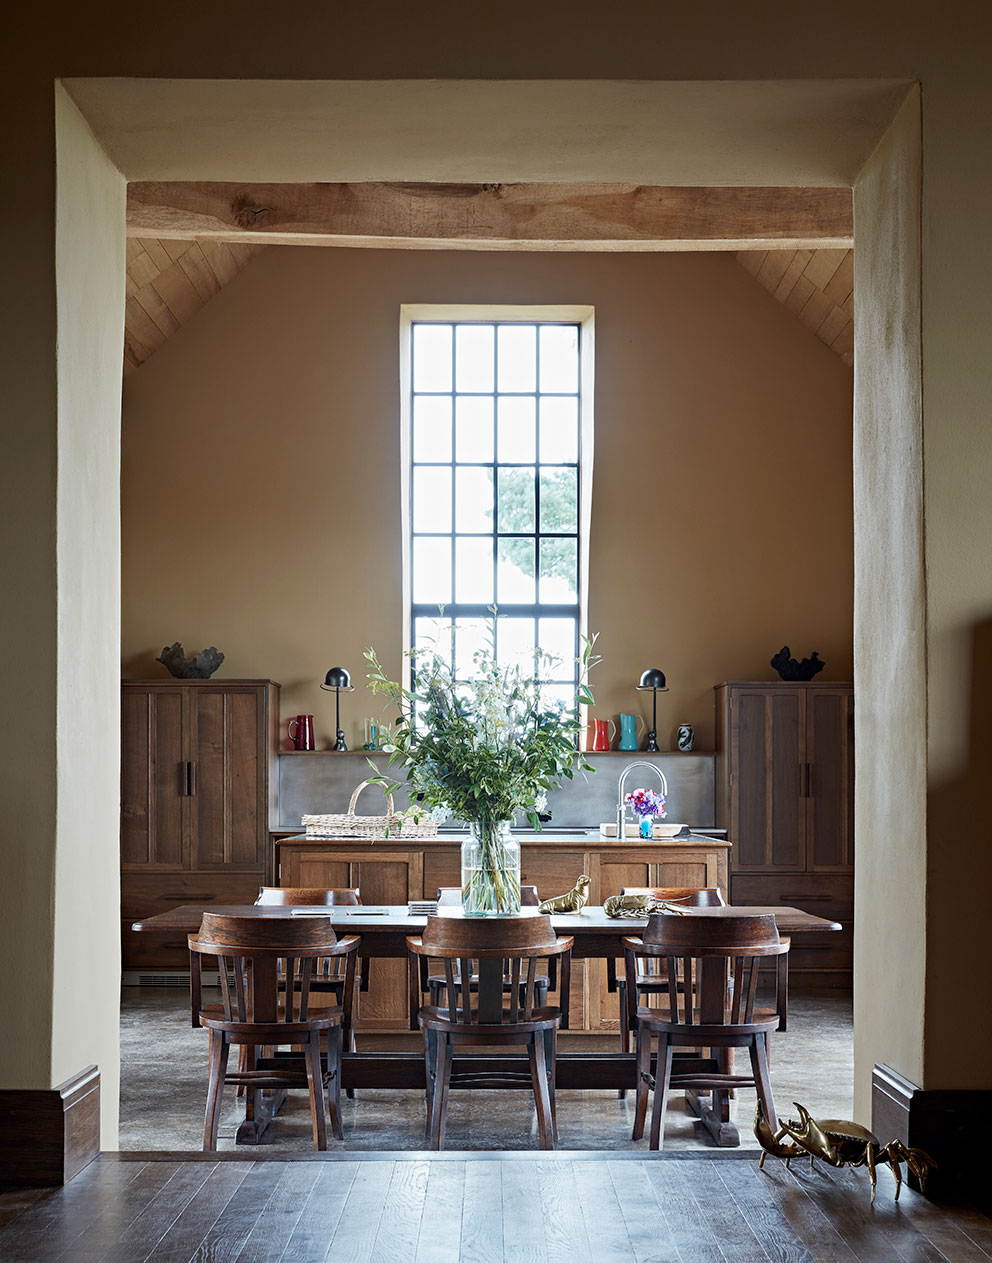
top-left (365, 623), bottom-right (598, 916)
top-left (624, 787), bottom-right (667, 838)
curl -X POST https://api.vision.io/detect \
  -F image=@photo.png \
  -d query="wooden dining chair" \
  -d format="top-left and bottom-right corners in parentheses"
top-left (614, 887), bottom-right (727, 1068)
top-left (254, 886), bottom-right (366, 1096)
top-left (425, 886), bottom-right (554, 1009)
top-left (624, 912), bottom-right (789, 1148)
top-left (407, 915), bottom-right (573, 1150)
top-left (189, 912), bottom-right (359, 1150)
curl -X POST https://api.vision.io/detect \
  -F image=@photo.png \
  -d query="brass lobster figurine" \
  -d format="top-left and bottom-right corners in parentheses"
top-left (539, 875), bottom-right (591, 914)
top-left (603, 893), bottom-right (692, 919)
top-left (754, 1102), bottom-right (936, 1204)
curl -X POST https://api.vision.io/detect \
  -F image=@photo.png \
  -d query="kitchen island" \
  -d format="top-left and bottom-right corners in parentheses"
top-left (275, 830), bottom-right (731, 1033)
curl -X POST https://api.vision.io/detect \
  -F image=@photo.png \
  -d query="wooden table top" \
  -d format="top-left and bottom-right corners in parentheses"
top-left (132, 903), bottom-right (841, 935)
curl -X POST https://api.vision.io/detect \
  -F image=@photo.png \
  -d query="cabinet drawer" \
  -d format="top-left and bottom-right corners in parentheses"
top-left (121, 870), bottom-right (264, 919)
top-left (731, 873), bottom-right (852, 921)
top-left (787, 923), bottom-right (853, 971)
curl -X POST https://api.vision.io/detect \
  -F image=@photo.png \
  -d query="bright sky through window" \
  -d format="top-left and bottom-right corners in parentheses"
top-left (408, 319), bottom-right (585, 708)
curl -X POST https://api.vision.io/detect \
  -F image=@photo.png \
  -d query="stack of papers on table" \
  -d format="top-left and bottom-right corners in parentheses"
top-left (408, 900), bottom-right (439, 916)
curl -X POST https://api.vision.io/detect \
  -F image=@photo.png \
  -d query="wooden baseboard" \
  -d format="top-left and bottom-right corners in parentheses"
top-left (873, 1062), bottom-right (992, 1197)
top-left (0, 1066), bottom-right (100, 1186)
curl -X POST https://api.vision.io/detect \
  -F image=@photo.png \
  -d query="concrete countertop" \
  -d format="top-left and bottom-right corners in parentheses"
top-left (276, 830), bottom-right (731, 848)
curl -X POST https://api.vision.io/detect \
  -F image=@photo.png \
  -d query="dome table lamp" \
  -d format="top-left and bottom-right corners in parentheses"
top-left (320, 667), bottom-right (355, 751)
top-left (636, 668), bottom-right (669, 753)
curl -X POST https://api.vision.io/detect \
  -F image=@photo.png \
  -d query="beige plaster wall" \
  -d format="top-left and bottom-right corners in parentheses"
top-left (52, 87), bottom-right (124, 1141)
top-left (6, 1), bottom-right (992, 1146)
top-left (851, 95), bottom-right (926, 1113)
top-left (120, 247), bottom-right (854, 752)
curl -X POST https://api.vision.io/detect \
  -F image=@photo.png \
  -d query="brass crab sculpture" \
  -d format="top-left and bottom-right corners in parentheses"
top-left (603, 893), bottom-right (692, 919)
top-left (754, 1102), bottom-right (936, 1204)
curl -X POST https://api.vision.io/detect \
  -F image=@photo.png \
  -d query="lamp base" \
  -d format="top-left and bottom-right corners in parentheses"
top-left (333, 730), bottom-right (348, 752)
top-left (644, 732), bottom-right (660, 753)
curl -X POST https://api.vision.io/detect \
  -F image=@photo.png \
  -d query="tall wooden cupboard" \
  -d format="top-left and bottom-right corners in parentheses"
top-left (714, 681), bottom-right (854, 986)
top-left (121, 679), bottom-right (280, 972)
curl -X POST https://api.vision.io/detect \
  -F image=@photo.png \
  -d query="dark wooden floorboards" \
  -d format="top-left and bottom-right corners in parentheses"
top-left (0, 1154), bottom-right (989, 1262)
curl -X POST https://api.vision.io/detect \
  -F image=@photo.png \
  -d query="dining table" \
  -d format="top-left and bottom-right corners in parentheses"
top-left (132, 901), bottom-right (841, 1147)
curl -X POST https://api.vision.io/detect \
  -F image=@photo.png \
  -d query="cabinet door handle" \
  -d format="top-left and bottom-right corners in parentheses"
top-left (183, 762), bottom-right (191, 796)
top-left (188, 761), bottom-right (197, 796)
top-left (805, 762), bottom-right (812, 797)
top-left (778, 893), bottom-right (832, 902)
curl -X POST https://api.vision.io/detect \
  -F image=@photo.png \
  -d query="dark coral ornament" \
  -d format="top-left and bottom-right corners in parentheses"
top-left (770, 646), bottom-right (825, 682)
top-left (156, 642), bottom-right (225, 679)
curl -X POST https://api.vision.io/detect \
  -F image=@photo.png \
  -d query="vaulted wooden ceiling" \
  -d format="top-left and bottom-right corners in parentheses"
top-left (124, 238), bottom-right (264, 373)
top-left (736, 247), bottom-right (854, 366)
top-left (123, 240), bottom-right (855, 373)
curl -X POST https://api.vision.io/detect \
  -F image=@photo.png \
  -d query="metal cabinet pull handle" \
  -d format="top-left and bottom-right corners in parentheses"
top-left (189, 761), bottom-right (197, 796)
top-left (778, 893), bottom-right (831, 902)
top-left (182, 762), bottom-right (191, 796)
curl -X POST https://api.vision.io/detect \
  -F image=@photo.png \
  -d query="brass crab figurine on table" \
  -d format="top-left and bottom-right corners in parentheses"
top-left (603, 893), bottom-right (692, 919)
top-left (754, 1102), bottom-right (936, 1204)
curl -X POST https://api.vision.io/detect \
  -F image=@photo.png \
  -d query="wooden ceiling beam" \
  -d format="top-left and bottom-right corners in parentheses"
top-left (127, 182), bottom-right (853, 252)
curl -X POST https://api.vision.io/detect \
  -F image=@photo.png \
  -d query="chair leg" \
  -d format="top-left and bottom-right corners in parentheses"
top-left (632, 1022), bottom-right (651, 1140)
top-left (530, 1033), bottom-right (555, 1150)
top-left (749, 1033), bottom-right (778, 1132)
top-left (777, 954), bottom-right (789, 1032)
top-left (344, 1018), bottom-right (357, 1100)
top-left (545, 1027), bottom-right (559, 1141)
top-left (429, 1032), bottom-right (450, 1151)
top-left (203, 1030), bottom-right (229, 1152)
top-left (617, 980), bottom-right (629, 1099)
top-left (423, 1026), bottom-right (438, 1139)
top-left (649, 1036), bottom-right (674, 1151)
top-left (303, 1032), bottom-right (327, 1151)
top-left (327, 1025), bottom-right (344, 1141)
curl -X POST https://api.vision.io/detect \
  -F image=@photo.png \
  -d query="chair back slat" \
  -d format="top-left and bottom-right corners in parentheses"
top-left (218, 954), bottom-right (234, 1020)
top-left (524, 957), bottom-right (538, 1021)
top-left (459, 958), bottom-right (474, 1022)
top-left (743, 955), bottom-right (761, 1023)
top-left (730, 955), bottom-right (745, 1023)
top-left (508, 958), bottom-right (521, 1023)
top-left (665, 956), bottom-right (680, 1022)
top-left (443, 958), bottom-right (458, 1023)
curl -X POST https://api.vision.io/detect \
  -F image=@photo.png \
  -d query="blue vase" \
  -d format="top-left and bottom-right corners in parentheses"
top-left (618, 713), bottom-right (642, 751)
top-left (639, 817), bottom-right (652, 838)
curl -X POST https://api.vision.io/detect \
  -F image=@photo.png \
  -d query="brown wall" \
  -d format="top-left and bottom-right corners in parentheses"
top-left (121, 247), bottom-right (854, 752)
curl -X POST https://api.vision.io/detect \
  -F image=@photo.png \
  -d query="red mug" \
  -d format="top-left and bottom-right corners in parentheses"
top-left (288, 715), bottom-right (315, 750)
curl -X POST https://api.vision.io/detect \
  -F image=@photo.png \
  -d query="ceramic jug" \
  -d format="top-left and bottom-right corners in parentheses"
top-left (287, 714), bottom-right (315, 750)
top-left (617, 713), bottom-right (643, 751)
top-left (586, 717), bottom-right (616, 751)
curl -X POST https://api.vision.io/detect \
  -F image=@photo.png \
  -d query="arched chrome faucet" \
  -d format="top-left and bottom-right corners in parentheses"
top-left (617, 760), bottom-right (669, 839)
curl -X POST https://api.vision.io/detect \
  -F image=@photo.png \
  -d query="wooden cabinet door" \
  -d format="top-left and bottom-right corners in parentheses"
top-left (191, 687), bottom-right (266, 870)
top-left (280, 846), bottom-right (423, 1032)
top-left (807, 687), bottom-right (855, 870)
top-left (730, 686), bottom-right (805, 871)
top-left (121, 686), bottom-right (188, 869)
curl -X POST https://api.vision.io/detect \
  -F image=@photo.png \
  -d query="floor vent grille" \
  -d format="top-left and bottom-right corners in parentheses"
top-left (123, 970), bottom-right (228, 988)
top-left (123, 970), bottom-right (190, 988)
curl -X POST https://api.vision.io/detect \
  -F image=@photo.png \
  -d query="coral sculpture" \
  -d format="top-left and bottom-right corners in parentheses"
top-left (156, 642), bottom-right (225, 680)
top-left (770, 646), bottom-right (825, 682)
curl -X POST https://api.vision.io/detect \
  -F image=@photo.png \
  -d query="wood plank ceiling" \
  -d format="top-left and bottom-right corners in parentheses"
top-left (124, 238), bottom-right (264, 373)
top-left (736, 247), bottom-right (854, 366)
top-left (123, 238), bottom-right (855, 373)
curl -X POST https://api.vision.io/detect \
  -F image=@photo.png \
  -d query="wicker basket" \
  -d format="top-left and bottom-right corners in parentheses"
top-left (302, 779), bottom-right (439, 840)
